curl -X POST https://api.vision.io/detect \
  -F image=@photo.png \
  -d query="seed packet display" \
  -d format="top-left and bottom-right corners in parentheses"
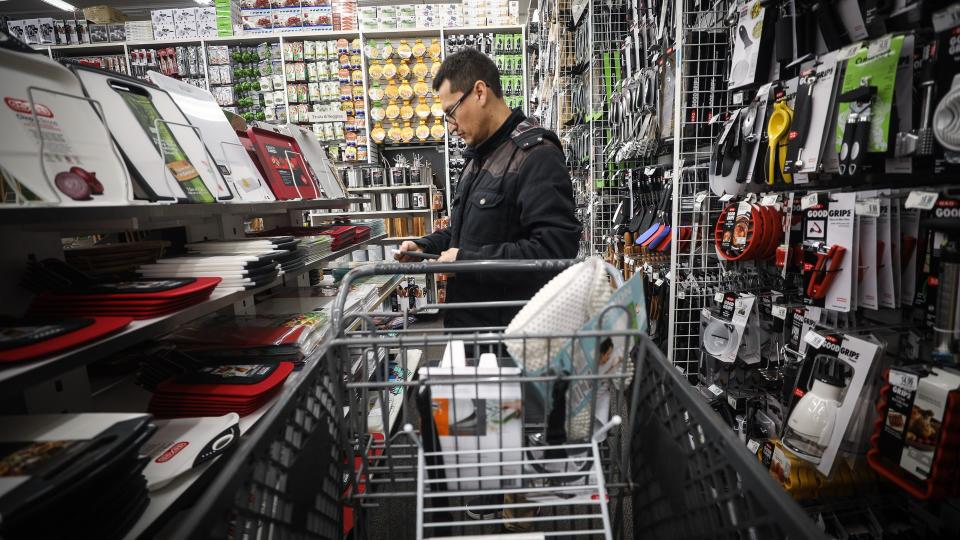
top-left (0, 41), bottom-right (132, 206)
top-left (147, 71), bottom-right (275, 202)
top-left (71, 66), bottom-right (232, 203)
top-left (141, 413), bottom-right (240, 490)
top-left (0, 317), bottom-right (132, 363)
top-left (245, 126), bottom-right (322, 200)
top-left (0, 414), bottom-right (154, 539)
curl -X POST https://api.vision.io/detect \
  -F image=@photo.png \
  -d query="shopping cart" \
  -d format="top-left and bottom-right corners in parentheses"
top-left (329, 259), bottom-right (826, 540)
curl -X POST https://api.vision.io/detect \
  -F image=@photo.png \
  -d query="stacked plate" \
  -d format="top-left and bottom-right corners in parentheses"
top-left (63, 240), bottom-right (171, 276)
top-left (166, 310), bottom-right (331, 360)
top-left (0, 414), bottom-right (154, 539)
top-left (148, 362), bottom-right (295, 418)
top-left (28, 278), bottom-right (222, 320)
top-left (137, 254), bottom-right (281, 294)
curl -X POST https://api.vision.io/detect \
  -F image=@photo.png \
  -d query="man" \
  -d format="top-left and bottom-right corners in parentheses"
top-left (395, 48), bottom-right (581, 329)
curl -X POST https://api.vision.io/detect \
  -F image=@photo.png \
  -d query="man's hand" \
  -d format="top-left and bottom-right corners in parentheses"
top-left (395, 240), bottom-right (423, 262)
top-left (436, 248), bottom-right (459, 263)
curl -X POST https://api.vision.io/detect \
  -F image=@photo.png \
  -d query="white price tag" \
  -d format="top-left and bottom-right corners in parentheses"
top-left (804, 331), bottom-right (827, 350)
top-left (727, 393), bottom-right (739, 409)
top-left (771, 305), bottom-right (788, 320)
top-left (719, 194), bottom-right (735, 203)
top-left (733, 92), bottom-right (744, 105)
top-left (800, 192), bottom-right (820, 210)
top-left (708, 384), bottom-right (724, 397)
top-left (867, 35), bottom-right (892, 58)
top-left (655, 279), bottom-right (664, 287)
top-left (644, 167), bottom-right (657, 176)
top-left (747, 440), bottom-right (761, 454)
top-left (888, 369), bottom-right (919, 392)
top-left (715, 292), bottom-right (725, 303)
top-left (695, 192), bottom-right (708, 207)
top-left (838, 43), bottom-right (863, 60)
top-left (761, 194), bottom-right (779, 206)
top-left (856, 198), bottom-right (881, 217)
top-left (905, 190), bottom-right (938, 210)
top-left (677, 290), bottom-right (686, 299)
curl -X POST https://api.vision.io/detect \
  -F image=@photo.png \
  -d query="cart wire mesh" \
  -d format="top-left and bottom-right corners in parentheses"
top-left (328, 259), bottom-right (823, 540)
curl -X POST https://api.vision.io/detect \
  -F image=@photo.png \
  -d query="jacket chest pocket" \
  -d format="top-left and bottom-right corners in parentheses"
top-left (461, 189), bottom-right (507, 244)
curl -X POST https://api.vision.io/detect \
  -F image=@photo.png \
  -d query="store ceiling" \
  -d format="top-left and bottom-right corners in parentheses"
top-left (0, 1), bottom-right (209, 19)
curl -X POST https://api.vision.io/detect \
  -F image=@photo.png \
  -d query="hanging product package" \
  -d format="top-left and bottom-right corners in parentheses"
top-left (0, 39), bottom-right (132, 206)
top-left (278, 123), bottom-right (348, 199)
top-left (728, 0), bottom-right (774, 91)
top-left (147, 71), bottom-right (275, 202)
top-left (71, 66), bottom-right (232, 203)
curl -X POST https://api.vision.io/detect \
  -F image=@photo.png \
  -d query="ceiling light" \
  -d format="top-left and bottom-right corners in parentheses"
top-left (39, 0), bottom-right (77, 11)
top-left (194, 0), bottom-right (212, 4)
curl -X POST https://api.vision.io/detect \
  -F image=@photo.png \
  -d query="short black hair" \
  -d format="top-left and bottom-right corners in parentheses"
top-left (600, 338), bottom-right (614, 355)
top-left (432, 48), bottom-right (503, 98)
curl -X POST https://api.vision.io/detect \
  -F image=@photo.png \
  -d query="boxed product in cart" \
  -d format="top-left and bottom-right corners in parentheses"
top-left (421, 340), bottom-right (522, 491)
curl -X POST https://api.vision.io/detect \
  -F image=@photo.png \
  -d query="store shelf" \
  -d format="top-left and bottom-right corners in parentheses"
top-left (312, 209), bottom-right (432, 219)
top-left (373, 236), bottom-right (420, 244)
top-left (0, 197), bottom-right (367, 232)
top-left (0, 234), bottom-right (384, 394)
top-left (41, 42), bottom-right (126, 54)
top-left (359, 28), bottom-right (443, 39)
top-left (347, 185), bottom-right (433, 192)
top-left (446, 24), bottom-right (525, 34)
top-left (378, 143), bottom-right (446, 151)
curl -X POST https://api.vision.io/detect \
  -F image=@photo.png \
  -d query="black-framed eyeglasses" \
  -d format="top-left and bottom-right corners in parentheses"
top-left (443, 87), bottom-right (473, 124)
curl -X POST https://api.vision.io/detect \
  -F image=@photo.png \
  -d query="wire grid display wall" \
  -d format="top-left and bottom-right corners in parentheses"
top-left (667, 0), bottom-right (733, 376)
top-left (587, 0), bottom-right (630, 257)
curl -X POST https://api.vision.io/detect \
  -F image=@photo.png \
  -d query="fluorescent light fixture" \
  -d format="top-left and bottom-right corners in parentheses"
top-left (40, 0), bottom-right (77, 11)
top-left (194, 0), bottom-right (212, 4)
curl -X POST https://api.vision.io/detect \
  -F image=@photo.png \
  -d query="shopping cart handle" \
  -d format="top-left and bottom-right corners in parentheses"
top-left (330, 259), bottom-right (588, 333)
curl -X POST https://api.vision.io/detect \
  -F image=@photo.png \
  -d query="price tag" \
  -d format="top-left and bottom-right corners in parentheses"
top-left (715, 292), bottom-right (725, 303)
top-left (804, 331), bottom-right (827, 350)
top-left (695, 191), bottom-right (708, 205)
top-left (905, 190), bottom-right (938, 210)
top-left (747, 439), bottom-right (761, 454)
top-left (655, 279), bottom-right (664, 287)
top-left (732, 92), bottom-right (744, 105)
top-left (838, 43), bottom-right (863, 60)
top-left (888, 369), bottom-right (919, 392)
top-left (677, 290), bottom-right (686, 299)
top-left (800, 192), bottom-right (820, 210)
top-left (665, 270), bottom-right (673, 281)
top-left (708, 384), bottom-right (724, 397)
top-left (644, 167), bottom-right (657, 176)
top-left (867, 35), bottom-right (892, 58)
top-left (771, 305), bottom-right (788, 320)
top-left (761, 194), bottom-right (779, 206)
top-left (856, 198), bottom-right (881, 217)
top-left (719, 194), bottom-right (735, 203)
top-left (727, 393), bottom-right (739, 409)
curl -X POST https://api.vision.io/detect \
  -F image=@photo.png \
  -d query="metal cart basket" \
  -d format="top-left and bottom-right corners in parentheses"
top-left (329, 259), bottom-right (826, 540)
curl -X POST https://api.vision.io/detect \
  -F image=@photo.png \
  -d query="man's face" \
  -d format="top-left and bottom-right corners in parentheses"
top-left (438, 79), bottom-right (482, 146)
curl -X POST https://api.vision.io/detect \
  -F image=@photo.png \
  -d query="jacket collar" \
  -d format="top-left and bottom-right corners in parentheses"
top-left (463, 108), bottom-right (525, 161)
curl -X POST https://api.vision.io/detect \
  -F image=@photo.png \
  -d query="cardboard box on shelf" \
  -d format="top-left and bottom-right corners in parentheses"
top-left (37, 17), bottom-right (56, 44)
top-left (22, 19), bottom-right (40, 44)
top-left (241, 9), bottom-right (273, 32)
top-left (273, 7), bottom-right (304, 29)
top-left (174, 8), bottom-right (199, 39)
top-left (398, 16), bottom-right (417, 30)
top-left (83, 5), bottom-right (128, 24)
top-left (302, 6), bottom-right (333, 30)
top-left (397, 4), bottom-right (416, 19)
top-left (125, 21), bottom-right (154, 42)
top-left (108, 23), bottom-right (126, 42)
top-left (6, 20), bottom-right (26, 43)
top-left (88, 23), bottom-right (110, 43)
